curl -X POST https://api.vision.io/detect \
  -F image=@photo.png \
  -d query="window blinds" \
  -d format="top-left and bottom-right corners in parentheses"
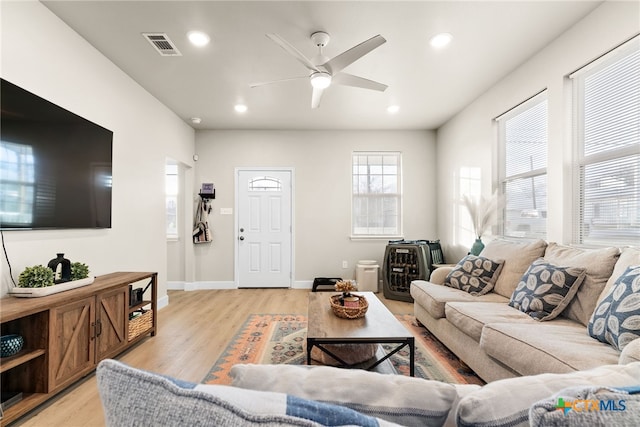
top-left (498, 92), bottom-right (548, 239)
top-left (572, 37), bottom-right (640, 245)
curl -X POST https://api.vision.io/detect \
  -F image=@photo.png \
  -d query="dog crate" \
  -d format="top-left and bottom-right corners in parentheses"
top-left (382, 240), bottom-right (444, 302)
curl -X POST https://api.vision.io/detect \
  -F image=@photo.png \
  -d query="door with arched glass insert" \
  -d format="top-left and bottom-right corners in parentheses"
top-left (236, 169), bottom-right (292, 288)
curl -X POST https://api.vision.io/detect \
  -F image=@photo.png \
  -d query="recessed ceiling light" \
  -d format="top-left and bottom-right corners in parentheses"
top-left (429, 33), bottom-right (453, 49)
top-left (387, 105), bottom-right (400, 114)
top-left (191, 117), bottom-right (202, 124)
top-left (234, 104), bottom-right (248, 113)
top-left (187, 31), bottom-right (211, 47)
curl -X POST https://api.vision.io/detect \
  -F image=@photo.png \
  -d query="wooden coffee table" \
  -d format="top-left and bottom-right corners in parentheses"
top-left (306, 292), bottom-right (415, 376)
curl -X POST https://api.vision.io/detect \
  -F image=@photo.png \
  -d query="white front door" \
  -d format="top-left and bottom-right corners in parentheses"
top-left (236, 169), bottom-right (293, 288)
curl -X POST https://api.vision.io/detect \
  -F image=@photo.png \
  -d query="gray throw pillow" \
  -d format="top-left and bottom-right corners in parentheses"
top-left (444, 255), bottom-right (504, 295)
top-left (509, 258), bottom-right (586, 321)
top-left (588, 265), bottom-right (640, 351)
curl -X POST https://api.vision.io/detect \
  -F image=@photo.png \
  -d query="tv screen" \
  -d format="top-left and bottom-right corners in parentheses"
top-left (0, 79), bottom-right (113, 230)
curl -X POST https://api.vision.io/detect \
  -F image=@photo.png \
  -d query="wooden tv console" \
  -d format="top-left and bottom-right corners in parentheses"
top-left (0, 272), bottom-right (157, 425)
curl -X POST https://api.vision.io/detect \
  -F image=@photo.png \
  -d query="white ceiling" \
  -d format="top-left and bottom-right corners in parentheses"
top-left (42, 1), bottom-right (602, 130)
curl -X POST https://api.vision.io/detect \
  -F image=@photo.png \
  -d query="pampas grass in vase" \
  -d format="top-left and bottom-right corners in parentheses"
top-left (462, 191), bottom-right (503, 255)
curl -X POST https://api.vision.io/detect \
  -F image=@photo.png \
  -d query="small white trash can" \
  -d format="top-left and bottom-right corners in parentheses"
top-left (356, 260), bottom-right (379, 292)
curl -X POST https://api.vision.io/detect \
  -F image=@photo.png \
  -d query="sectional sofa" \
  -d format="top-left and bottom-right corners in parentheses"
top-left (96, 239), bottom-right (640, 426)
top-left (410, 239), bottom-right (640, 382)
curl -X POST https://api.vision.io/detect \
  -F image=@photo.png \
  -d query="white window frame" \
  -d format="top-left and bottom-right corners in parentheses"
top-left (571, 37), bottom-right (640, 246)
top-left (351, 151), bottom-right (402, 238)
top-left (496, 91), bottom-right (548, 239)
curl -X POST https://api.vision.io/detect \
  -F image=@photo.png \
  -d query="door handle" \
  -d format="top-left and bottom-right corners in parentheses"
top-left (239, 236), bottom-right (245, 241)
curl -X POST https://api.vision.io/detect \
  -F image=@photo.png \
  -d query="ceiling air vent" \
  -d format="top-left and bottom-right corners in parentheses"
top-left (142, 33), bottom-right (182, 56)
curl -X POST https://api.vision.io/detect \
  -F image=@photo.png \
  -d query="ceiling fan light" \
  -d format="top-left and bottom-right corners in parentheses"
top-left (310, 72), bottom-right (332, 89)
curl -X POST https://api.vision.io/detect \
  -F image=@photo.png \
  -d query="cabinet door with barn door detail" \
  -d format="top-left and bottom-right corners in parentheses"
top-left (49, 297), bottom-right (96, 391)
top-left (95, 286), bottom-right (128, 360)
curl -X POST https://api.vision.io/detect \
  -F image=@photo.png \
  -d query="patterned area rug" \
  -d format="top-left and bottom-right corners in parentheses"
top-left (203, 313), bottom-right (484, 386)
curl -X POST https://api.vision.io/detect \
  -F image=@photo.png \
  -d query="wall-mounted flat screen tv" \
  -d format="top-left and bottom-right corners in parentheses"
top-left (0, 79), bottom-right (113, 230)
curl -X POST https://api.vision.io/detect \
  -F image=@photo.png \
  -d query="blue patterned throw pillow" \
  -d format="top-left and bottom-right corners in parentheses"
top-left (509, 258), bottom-right (586, 321)
top-left (444, 255), bottom-right (504, 295)
top-left (588, 265), bottom-right (640, 351)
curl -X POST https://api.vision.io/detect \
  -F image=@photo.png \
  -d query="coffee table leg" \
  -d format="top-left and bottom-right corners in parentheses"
top-left (409, 337), bottom-right (415, 376)
top-left (306, 339), bottom-right (313, 365)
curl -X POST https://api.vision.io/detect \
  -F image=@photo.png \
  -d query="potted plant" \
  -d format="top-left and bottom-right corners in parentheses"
top-left (17, 265), bottom-right (54, 288)
top-left (70, 262), bottom-right (90, 281)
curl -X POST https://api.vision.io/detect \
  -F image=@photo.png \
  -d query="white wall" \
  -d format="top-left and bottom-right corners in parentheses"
top-left (436, 1), bottom-right (640, 262)
top-left (193, 130), bottom-right (436, 286)
top-left (0, 1), bottom-right (196, 302)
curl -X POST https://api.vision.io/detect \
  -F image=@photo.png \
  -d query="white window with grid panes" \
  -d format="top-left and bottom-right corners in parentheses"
top-left (571, 37), bottom-right (640, 246)
top-left (497, 92), bottom-right (548, 239)
top-left (352, 152), bottom-right (402, 237)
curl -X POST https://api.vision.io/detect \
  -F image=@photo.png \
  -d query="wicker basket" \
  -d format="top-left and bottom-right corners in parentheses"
top-left (128, 310), bottom-right (153, 341)
top-left (329, 294), bottom-right (368, 319)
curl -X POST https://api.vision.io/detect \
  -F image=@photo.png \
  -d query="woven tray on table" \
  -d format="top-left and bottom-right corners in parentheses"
top-left (329, 294), bottom-right (368, 319)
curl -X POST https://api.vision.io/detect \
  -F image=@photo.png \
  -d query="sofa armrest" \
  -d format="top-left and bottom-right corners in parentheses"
top-left (619, 338), bottom-right (640, 365)
top-left (429, 266), bottom-right (454, 285)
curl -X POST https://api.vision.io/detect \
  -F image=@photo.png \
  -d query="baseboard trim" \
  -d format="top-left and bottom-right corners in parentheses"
top-left (157, 294), bottom-right (169, 309)
top-left (292, 280), bottom-right (312, 289)
top-left (167, 281), bottom-right (237, 291)
top-left (167, 280), bottom-right (315, 291)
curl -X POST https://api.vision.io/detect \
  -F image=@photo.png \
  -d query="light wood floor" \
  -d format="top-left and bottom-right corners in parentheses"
top-left (15, 289), bottom-right (413, 427)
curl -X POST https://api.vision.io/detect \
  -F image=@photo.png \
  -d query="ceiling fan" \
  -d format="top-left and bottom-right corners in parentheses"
top-left (251, 31), bottom-right (387, 108)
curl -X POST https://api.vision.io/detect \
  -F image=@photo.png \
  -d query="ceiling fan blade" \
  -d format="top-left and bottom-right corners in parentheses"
top-left (311, 87), bottom-right (325, 109)
top-left (249, 76), bottom-right (307, 88)
top-left (266, 33), bottom-right (320, 72)
top-left (323, 34), bottom-right (386, 75)
top-left (332, 73), bottom-right (388, 92)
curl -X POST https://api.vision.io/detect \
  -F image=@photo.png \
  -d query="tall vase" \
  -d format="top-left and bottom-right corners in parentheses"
top-left (48, 253), bottom-right (71, 283)
top-left (470, 238), bottom-right (485, 256)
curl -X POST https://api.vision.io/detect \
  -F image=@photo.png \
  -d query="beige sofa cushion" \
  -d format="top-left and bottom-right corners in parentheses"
top-left (598, 246), bottom-right (640, 306)
top-left (455, 362), bottom-right (640, 427)
top-left (620, 337), bottom-right (640, 365)
top-left (444, 302), bottom-right (534, 341)
top-left (481, 319), bottom-right (620, 376)
top-left (230, 364), bottom-right (460, 427)
top-left (410, 281), bottom-right (509, 319)
top-left (543, 243), bottom-right (620, 326)
top-left (480, 239), bottom-right (547, 298)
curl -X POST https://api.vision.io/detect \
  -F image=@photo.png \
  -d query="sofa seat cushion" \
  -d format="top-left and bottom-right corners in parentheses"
top-left (444, 302), bottom-right (535, 342)
top-left (481, 319), bottom-right (620, 376)
top-left (410, 280), bottom-right (509, 320)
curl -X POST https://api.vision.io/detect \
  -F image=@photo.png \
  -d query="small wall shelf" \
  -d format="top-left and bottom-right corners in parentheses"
top-left (198, 191), bottom-right (215, 200)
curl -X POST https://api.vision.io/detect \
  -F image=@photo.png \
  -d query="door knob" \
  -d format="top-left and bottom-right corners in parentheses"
top-left (239, 236), bottom-right (245, 241)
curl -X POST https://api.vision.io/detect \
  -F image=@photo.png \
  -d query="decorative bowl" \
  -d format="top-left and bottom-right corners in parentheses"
top-left (1, 334), bottom-right (24, 358)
